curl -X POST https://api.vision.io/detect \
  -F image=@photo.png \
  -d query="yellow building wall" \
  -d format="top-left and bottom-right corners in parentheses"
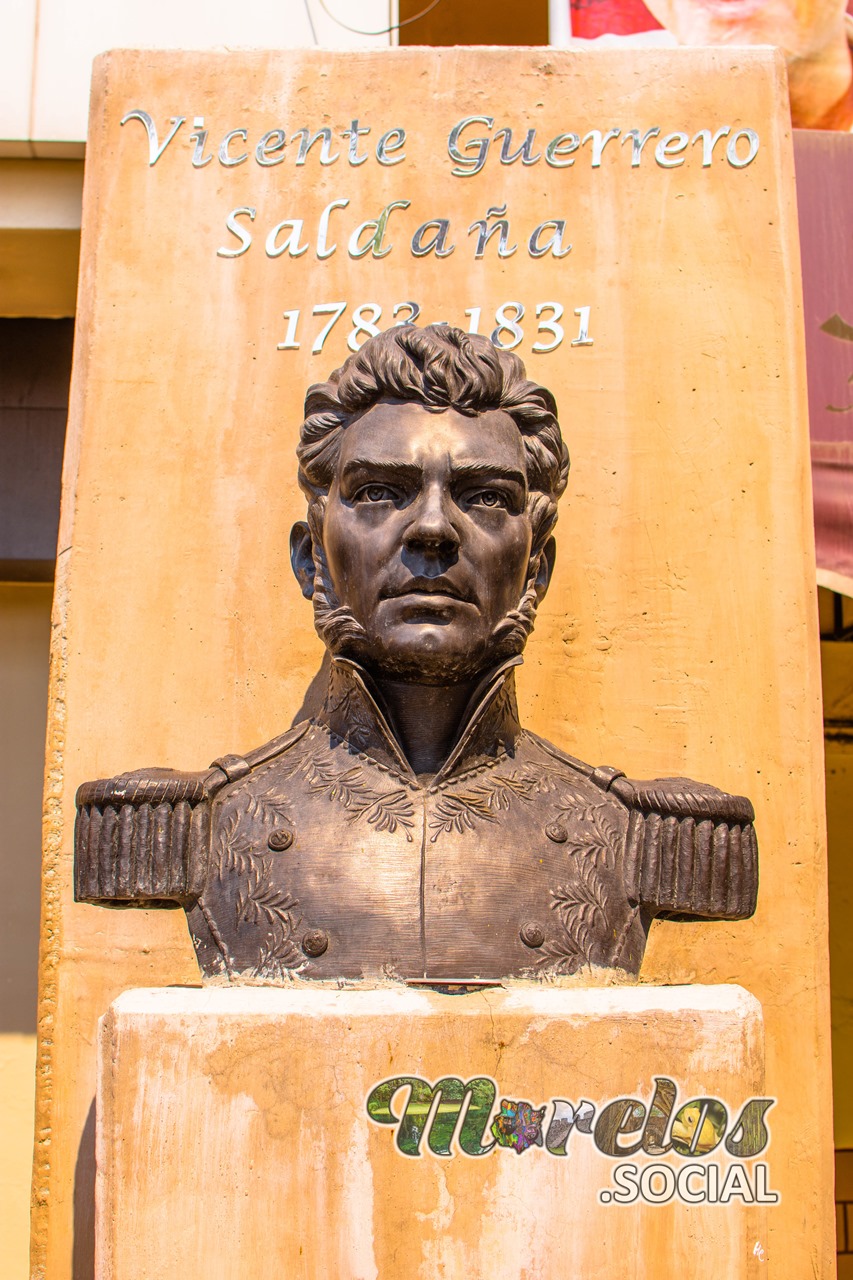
top-left (0, 583), bottom-right (52, 1279)
top-left (0, 1037), bottom-right (37, 1280)
top-left (824, 638), bottom-right (853, 1152)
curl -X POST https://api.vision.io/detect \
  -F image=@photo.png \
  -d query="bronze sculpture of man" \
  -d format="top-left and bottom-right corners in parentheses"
top-left (75, 324), bottom-right (758, 981)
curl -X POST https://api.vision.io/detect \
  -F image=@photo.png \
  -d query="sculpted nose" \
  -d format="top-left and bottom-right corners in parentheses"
top-left (403, 486), bottom-right (460, 555)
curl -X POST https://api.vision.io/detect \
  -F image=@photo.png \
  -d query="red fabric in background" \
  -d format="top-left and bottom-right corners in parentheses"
top-left (794, 131), bottom-right (853, 592)
top-left (570, 0), bottom-right (662, 37)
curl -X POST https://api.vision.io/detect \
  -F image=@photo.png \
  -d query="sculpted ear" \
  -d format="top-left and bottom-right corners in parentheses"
top-left (533, 536), bottom-right (556, 604)
top-left (290, 521), bottom-right (316, 599)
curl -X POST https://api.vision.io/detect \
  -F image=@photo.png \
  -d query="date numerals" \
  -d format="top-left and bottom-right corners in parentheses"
top-left (276, 301), bottom-right (593, 355)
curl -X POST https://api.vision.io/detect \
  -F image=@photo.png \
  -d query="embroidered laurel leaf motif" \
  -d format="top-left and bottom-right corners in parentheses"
top-left (537, 932), bottom-right (587, 976)
top-left (217, 809), bottom-right (255, 875)
top-left (486, 683), bottom-right (521, 737)
top-left (555, 802), bottom-right (623, 868)
top-left (364, 790), bottom-right (417, 834)
top-left (428, 770), bottom-right (543, 839)
top-left (235, 857), bottom-right (301, 968)
top-left (254, 932), bottom-right (303, 981)
top-left (284, 752), bottom-right (416, 839)
top-left (546, 858), bottom-right (610, 969)
top-left (328, 685), bottom-right (375, 751)
top-left (430, 790), bottom-right (497, 837)
top-left (209, 796), bottom-right (302, 976)
top-left (245, 788), bottom-right (292, 825)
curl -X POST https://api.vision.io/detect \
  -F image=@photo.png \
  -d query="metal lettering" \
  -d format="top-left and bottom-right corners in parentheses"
top-left (727, 129), bottom-right (760, 169)
top-left (533, 302), bottom-right (565, 353)
top-left (292, 127), bottom-right (339, 166)
top-left (348, 200), bottom-right (411, 260)
top-left (621, 127), bottom-right (660, 168)
top-left (582, 127), bottom-right (621, 167)
top-left (655, 131), bottom-right (689, 168)
top-left (691, 126), bottom-right (730, 167)
top-left (571, 305), bottom-right (593, 347)
top-left (120, 110), bottom-right (184, 166)
top-left (448, 116), bottom-right (494, 177)
top-left (343, 119), bottom-right (370, 166)
top-left (494, 127), bottom-right (540, 166)
top-left (218, 129), bottom-right (249, 167)
top-left (528, 220), bottom-right (571, 259)
top-left (316, 198), bottom-right (350, 260)
top-left (392, 301), bottom-right (421, 325)
top-left (410, 219), bottom-right (455, 258)
top-left (544, 132), bottom-right (580, 167)
top-left (189, 118), bottom-right (213, 169)
top-left (265, 219), bottom-right (309, 259)
top-left (216, 206), bottom-right (256, 258)
top-left (468, 204), bottom-right (517, 259)
top-left (376, 128), bottom-right (406, 166)
top-left (255, 129), bottom-right (287, 166)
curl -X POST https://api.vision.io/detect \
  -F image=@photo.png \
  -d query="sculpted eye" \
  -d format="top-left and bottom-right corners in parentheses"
top-left (470, 489), bottom-right (509, 509)
top-left (357, 484), bottom-right (397, 503)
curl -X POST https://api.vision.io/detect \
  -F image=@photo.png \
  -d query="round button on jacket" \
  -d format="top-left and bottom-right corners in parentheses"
top-left (520, 921), bottom-right (546, 949)
top-left (545, 821), bottom-right (568, 844)
top-left (268, 828), bottom-right (294, 852)
top-left (302, 928), bottom-right (329, 958)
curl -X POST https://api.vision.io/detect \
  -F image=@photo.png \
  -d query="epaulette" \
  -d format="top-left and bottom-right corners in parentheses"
top-left (73, 722), bottom-right (311, 907)
top-left (602, 771), bottom-right (758, 921)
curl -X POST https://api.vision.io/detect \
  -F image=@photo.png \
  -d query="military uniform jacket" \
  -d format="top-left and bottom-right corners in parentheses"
top-left (75, 656), bottom-right (758, 981)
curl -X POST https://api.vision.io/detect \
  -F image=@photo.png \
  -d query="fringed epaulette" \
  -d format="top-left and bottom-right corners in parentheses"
top-left (74, 768), bottom-right (215, 905)
top-left (604, 773), bottom-right (758, 920)
top-left (73, 722), bottom-right (311, 907)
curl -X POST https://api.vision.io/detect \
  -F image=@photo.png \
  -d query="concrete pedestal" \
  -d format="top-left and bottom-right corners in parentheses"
top-left (96, 984), bottom-right (769, 1279)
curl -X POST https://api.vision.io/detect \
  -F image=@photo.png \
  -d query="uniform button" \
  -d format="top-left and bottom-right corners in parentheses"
top-left (302, 928), bottom-right (329, 958)
top-left (268, 828), bottom-right (294, 851)
top-left (545, 821), bottom-right (568, 843)
top-left (520, 921), bottom-right (546, 949)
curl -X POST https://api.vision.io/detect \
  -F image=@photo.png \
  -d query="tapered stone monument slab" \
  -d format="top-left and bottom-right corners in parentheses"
top-left (97, 985), bottom-right (769, 1280)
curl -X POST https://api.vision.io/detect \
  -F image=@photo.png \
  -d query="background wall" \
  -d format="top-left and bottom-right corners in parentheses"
top-left (32, 45), bottom-right (833, 1279)
top-left (0, 2), bottom-right (850, 1275)
top-left (0, 0), bottom-right (395, 153)
top-left (0, 583), bottom-right (52, 1280)
top-left (0, 9), bottom-right (392, 1270)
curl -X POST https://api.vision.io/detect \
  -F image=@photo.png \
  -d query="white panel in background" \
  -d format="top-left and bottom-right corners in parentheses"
top-left (28, 0), bottom-right (393, 146)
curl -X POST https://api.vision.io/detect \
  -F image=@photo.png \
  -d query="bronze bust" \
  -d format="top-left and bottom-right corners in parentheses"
top-left (75, 325), bottom-right (757, 982)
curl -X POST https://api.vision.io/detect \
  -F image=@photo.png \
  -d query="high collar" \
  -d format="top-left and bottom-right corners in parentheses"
top-left (316, 655), bottom-right (524, 787)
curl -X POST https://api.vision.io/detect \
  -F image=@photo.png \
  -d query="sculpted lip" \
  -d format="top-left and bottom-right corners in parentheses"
top-left (382, 577), bottom-right (472, 603)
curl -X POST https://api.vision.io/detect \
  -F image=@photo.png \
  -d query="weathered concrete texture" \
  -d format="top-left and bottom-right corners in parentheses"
top-left (97, 985), bottom-right (767, 1280)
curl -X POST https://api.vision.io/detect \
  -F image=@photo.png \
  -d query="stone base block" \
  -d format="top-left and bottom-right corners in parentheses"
top-left (97, 985), bottom-right (769, 1279)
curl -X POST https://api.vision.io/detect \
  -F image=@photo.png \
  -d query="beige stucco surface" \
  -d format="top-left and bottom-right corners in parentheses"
top-left (98, 985), bottom-right (766, 1279)
top-left (33, 46), bottom-right (831, 1277)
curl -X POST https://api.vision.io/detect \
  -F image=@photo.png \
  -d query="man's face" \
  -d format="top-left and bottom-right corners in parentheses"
top-left (642, 0), bottom-right (847, 59)
top-left (308, 399), bottom-right (544, 684)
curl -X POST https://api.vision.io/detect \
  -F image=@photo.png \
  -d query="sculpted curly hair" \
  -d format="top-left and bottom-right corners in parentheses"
top-left (295, 324), bottom-right (570, 663)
